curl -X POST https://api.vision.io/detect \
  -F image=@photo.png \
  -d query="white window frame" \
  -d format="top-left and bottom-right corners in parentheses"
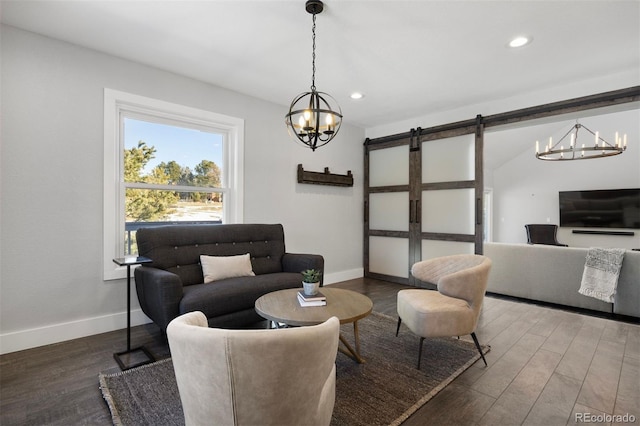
top-left (103, 89), bottom-right (244, 280)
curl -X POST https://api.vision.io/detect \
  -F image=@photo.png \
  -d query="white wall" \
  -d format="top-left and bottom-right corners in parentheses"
top-left (365, 67), bottom-right (639, 252)
top-left (489, 109), bottom-right (640, 249)
top-left (0, 25), bottom-right (364, 353)
top-left (2, 23), bottom-right (638, 354)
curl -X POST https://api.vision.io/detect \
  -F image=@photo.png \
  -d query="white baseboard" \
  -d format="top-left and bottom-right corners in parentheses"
top-left (0, 310), bottom-right (151, 355)
top-left (0, 268), bottom-right (365, 355)
top-left (324, 268), bottom-right (364, 285)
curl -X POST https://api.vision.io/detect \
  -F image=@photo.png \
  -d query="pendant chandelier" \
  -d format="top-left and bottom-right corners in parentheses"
top-left (285, 0), bottom-right (342, 151)
top-left (535, 122), bottom-right (627, 161)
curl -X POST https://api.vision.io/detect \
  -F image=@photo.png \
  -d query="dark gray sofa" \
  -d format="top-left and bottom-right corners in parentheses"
top-left (134, 223), bottom-right (324, 331)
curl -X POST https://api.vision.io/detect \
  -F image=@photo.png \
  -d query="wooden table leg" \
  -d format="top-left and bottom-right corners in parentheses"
top-left (338, 320), bottom-right (366, 363)
top-left (353, 320), bottom-right (361, 356)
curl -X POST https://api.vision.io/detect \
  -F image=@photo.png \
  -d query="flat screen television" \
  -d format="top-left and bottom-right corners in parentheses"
top-left (559, 188), bottom-right (640, 229)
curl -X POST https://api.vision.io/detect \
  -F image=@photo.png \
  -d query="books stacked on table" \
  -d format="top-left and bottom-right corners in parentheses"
top-left (297, 290), bottom-right (327, 307)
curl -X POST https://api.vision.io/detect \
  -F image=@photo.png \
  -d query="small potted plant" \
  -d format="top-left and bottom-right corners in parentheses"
top-left (301, 269), bottom-right (321, 296)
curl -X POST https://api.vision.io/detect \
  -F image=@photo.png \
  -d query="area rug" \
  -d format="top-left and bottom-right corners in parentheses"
top-left (99, 312), bottom-right (489, 426)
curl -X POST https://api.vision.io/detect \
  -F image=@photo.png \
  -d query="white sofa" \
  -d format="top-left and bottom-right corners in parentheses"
top-left (484, 243), bottom-right (640, 318)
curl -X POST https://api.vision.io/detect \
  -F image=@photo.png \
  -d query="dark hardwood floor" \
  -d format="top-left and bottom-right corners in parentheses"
top-left (1, 278), bottom-right (638, 425)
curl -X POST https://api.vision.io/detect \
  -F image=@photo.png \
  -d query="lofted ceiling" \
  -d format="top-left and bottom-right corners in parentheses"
top-left (2, 1), bottom-right (639, 129)
top-left (1, 1), bottom-right (639, 170)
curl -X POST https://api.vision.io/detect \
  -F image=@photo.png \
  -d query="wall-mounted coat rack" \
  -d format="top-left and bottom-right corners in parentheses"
top-left (297, 164), bottom-right (354, 187)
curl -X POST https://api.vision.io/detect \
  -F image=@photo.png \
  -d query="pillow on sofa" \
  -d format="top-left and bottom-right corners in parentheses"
top-left (200, 253), bottom-right (256, 283)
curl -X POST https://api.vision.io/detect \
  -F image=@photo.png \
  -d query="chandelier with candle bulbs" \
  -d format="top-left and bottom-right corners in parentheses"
top-left (535, 122), bottom-right (627, 161)
top-left (285, 0), bottom-right (342, 151)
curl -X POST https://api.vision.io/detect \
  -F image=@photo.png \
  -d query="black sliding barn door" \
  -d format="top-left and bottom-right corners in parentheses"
top-left (364, 119), bottom-right (485, 286)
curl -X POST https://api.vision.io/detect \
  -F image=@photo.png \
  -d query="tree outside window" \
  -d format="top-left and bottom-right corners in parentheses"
top-left (123, 118), bottom-right (225, 254)
top-left (104, 89), bottom-right (244, 280)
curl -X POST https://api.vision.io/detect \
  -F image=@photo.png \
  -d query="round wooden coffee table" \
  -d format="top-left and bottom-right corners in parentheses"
top-left (255, 287), bottom-right (373, 363)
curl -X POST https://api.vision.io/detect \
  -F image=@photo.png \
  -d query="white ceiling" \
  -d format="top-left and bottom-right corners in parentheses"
top-left (2, 0), bottom-right (639, 169)
top-left (3, 0), bottom-right (639, 128)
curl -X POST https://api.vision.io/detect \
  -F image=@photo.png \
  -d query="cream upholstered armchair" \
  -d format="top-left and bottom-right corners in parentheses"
top-left (396, 254), bottom-right (492, 369)
top-left (167, 311), bottom-right (340, 426)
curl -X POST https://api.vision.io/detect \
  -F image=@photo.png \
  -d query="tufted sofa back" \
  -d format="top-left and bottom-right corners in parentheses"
top-left (136, 224), bottom-right (287, 286)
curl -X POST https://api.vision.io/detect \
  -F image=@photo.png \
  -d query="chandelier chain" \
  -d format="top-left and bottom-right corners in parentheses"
top-left (285, 0), bottom-right (342, 151)
top-left (311, 13), bottom-right (316, 91)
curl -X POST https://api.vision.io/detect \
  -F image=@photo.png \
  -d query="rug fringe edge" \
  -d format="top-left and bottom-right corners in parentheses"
top-left (388, 344), bottom-right (491, 426)
top-left (99, 373), bottom-right (124, 426)
top-left (99, 358), bottom-right (174, 426)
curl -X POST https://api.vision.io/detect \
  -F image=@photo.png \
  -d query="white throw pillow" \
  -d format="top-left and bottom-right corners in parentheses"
top-left (200, 253), bottom-right (255, 283)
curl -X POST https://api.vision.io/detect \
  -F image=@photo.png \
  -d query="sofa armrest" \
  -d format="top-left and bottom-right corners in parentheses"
top-left (134, 266), bottom-right (184, 332)
top-left (282, 253), bottom-right (325, 285)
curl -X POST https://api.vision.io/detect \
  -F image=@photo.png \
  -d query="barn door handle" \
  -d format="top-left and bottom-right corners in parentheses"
top-left (409, 200), bottom-right (415, 223)
top-left (364, 200), bottom-right (368, 223)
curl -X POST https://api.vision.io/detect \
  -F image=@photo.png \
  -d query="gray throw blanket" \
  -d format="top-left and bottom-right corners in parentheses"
top-left (579, 247), bottom-right (626, 303)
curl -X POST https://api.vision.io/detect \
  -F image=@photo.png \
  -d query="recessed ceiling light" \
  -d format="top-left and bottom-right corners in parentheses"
top-left (508, 36), bottom-right (532, 48)
top-left (350, 92), bottom-right (364, 100)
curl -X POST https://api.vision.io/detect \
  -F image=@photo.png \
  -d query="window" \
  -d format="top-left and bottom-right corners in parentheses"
top-left (104, 89), bottom-right (244, 280)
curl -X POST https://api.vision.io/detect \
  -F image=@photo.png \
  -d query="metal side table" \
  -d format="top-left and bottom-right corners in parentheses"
top-left (112, 256), bottom-right (155, 370)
